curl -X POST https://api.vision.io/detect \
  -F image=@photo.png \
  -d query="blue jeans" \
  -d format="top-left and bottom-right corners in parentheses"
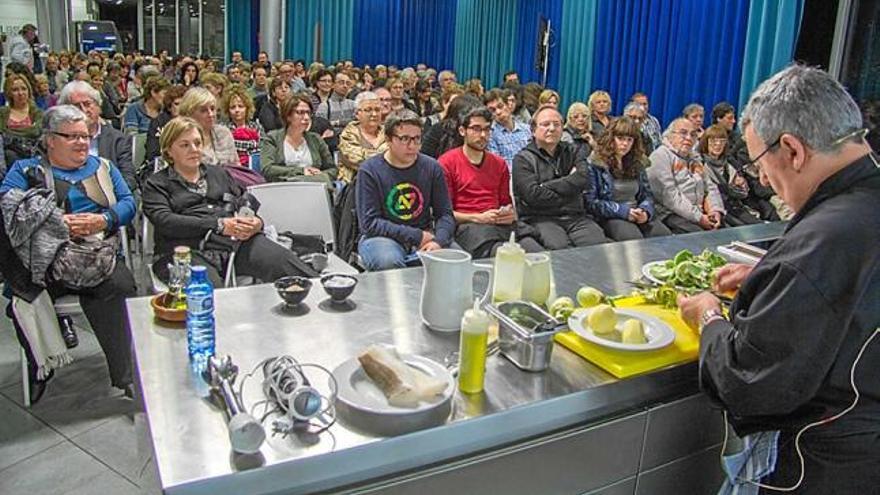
top-left (358, 237), bottom-right (420, 271)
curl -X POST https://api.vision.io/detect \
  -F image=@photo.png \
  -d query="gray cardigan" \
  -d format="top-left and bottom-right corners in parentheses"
top-left (647, 145), bottom-right (725, 222)
top-left (260, 128), bottom-right (337, 183)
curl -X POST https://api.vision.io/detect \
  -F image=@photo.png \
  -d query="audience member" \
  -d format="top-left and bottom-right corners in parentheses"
top-left (424, 86), bottom-right (464, 129)
top-left (178, 61), bottom-right (199, 87)
top-left (585, 117), bottom-right (671, 240)
top-left (221, 85), bottom-right (264, 167)
top-left (631, 92), bottom-right (662, 150)
top-left (438, 106), bottom-right (542, 258)
top-left (260, 94), bottom-right (336, 183)
top-left (512, 105), bottom-right (606, 249)
top-left (412, 80), bottom-right (438, 118)
top-left (33, 75), bottom-right (57, 111)
top-left (145, 84), bottom-right (187, 166)
top-left (316, 71), bottom-right (358, 136)
top-left (648, 118), bottom-right (726, 233)
top-left (463, 78), bottom-right (485, 99)
top-left (248, 65), bottom-right (269, 102)
top-left (0, 105), bottom-right (137, 400)
top-left (561, 102), bottom-right (594, 159)
top-left (1, 74), bottom-right (43, 165)
top-left (257, 77), bottom-right (291, 132)
top-left (421, 94), bottom-right (480, 158)
top-left (338, 91), bottom-right (387, 184)
top-left (200, 72), bottom-right (228, 100)
top-left (485, 88), bottom-right (531, 169)
top-left (682, 103), bottom-right (705, 140)
top-left (503, 71), bottom-right (520, 85)
top-left (143, 117), bottom-right (315, 287)
top-left (58, 81), bottom-right (136, 192)
top-left (588, 90), bottom-right (613, 137)
top-left (356, 110), bottom-right (454, 271)
top-left (386, 77), bottom-right (416, 114)
top-left (310, 69), bottom-right (334, 109)
top-left (699, 124), bottom-right (761, 226)
top-left (123, 76), bottom-right (168, 134)
top-left (538, 89), bottom-right (560, 108)
top-left (177, 87), bottom-right (238, 168)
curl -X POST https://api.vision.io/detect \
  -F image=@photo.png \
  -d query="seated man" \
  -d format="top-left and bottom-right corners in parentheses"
top-left (438, 106), bottom-right (542, 258)
top-left (0, 105), bottom-right (137, 402)
top-left (58, 81), bottom-right (136, 193)
top-left (356, 110), bottom-right (454, 271)
top-left (647, 118), bottom-right (726, 233)
top-left (485, 88), bottom-right (532, 169)
top-left (512, 105), bottom-right (607, 250)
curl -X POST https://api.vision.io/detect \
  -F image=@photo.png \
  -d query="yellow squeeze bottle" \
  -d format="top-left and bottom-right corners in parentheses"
top-left (458, 300), bottom-right (491, 394)
top-left (492, 232), bottom-right (526, 303)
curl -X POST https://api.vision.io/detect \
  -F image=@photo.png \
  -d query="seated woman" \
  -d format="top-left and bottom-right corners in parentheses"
top-left (338, 91), bottom-right (387, 184)
top-left (0, 74), bottom-right (44, 165)
top-left (123, 76), bottom-right (168, 134)
top-left (177, 87), bottom-right (239, 168)
top-left (585, 117), bottom-right (671, 241)
top-left (538, 89), bottom-right (560, 108)
top-left (260, 93), bottom-right (337, 183)
top-left (142, 117), bottom-right (316, 287)
top-left (698, 124), bottom-right (761, 227)
top-left (33, 74), bottom-right (57, 111)
top-left (587, 90), bottom-right (613, 137)
top-left (0, 105), bottom-right (137, 401)
top-left (221, 84), bottom-right (264, 167)
top-left (144, 84), bottom-right (187, 167)
top-left (561, 102), bottom-right (594, 159)
top-left (257, 77), bottom-right (291, 132)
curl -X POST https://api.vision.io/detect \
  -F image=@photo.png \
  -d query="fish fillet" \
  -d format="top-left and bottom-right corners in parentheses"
top-left (358, 345), bottom-right (447, 408)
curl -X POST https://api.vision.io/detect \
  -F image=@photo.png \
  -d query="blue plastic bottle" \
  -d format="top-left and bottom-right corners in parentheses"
top-left (185, 265), bottom-right (215, 373)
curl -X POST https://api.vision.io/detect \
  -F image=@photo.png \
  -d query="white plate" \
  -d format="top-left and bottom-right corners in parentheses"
top-left (567, 308), bottom-right (676, 351)
top-left (641, 260), bottom-right (672, 286)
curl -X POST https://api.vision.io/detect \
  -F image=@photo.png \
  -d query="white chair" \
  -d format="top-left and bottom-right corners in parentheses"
top-left (247, 182), bottom-right (358, 275)
top-left (20, 226), bottom-right (133, 406)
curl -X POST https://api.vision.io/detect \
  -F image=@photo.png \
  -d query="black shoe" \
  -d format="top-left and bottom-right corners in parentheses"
top-left (29, 369), bottom-right (54, 405)
top-left (58, 316), bottom-right (78, 349)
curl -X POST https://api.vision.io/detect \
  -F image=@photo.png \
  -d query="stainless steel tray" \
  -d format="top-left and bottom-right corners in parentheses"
top-left (332, 354), bottom-right (455, 437)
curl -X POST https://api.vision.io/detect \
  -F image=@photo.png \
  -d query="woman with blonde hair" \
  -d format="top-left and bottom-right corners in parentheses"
top-left (0, 73), bottom-right (43, 164)
top-left (561, 101), bottom-right (594, 157)
top-left (177, 87), bottom-right (239, 169)
top-left (199, 72), bottom-right (229, 100)
top-left (538, 89), bottom-right (560, 108)
top-left (587, 90), bottom-right (613, 137)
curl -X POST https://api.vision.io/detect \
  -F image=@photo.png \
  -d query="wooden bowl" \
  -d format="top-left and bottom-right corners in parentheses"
top-left (151, 293), bottom-right (187, 322)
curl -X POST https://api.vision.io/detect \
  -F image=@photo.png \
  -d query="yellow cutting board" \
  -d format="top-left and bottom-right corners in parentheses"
top-left (554, 295), bottom-right (701, 378)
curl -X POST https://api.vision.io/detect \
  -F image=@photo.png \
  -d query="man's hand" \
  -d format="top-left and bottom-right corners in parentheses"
top-left (419, 230), bottom-right (435, 249)
top-left (677, 292), bottom-right (722, 332)
top-left (494, 207), bottom-right (516, 225)
top-left (713, 263), bottom-right (753, 293)
top-left (698, 214), bottom-right (716, 230)
top-left (419, 241), bottom-right (442, 252)
top-left (63, 213), bottom-right (107, 237)
top-left (710, 211), bottom-right (724, 228)
top-left (474, 210), bottom-right (499, 224)
top-left (303, 167), bottom-right (321, 176)
top-left (321, 129), bottom-right (334, 139)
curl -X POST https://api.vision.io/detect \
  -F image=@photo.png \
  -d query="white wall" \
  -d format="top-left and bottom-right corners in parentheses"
top-left (0, 0), bottom-right (38, 39)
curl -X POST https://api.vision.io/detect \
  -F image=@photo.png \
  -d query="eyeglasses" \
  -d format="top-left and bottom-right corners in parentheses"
top-left (744, 136), bottom-right (781, 169)
top-left (466, 125), bottom-right (492, 135)
top-left (672, 129), bottom-right (700, 139)
top-left (392, 134), bottom-right (422, 145)
top-left (318, 78), bottom-right (333, 84)
top-left (359, 107), bottom-right (381, 114)
top-left (379, 97), bottom-right (392, 102)
top-left (51, 131), bottom-right (90, 142)
top-left (71, 100), bottom-right (97, 110)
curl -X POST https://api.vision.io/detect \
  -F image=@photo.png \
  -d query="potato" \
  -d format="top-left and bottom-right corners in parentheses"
top-left (588, 304), bottom-right (617, 334)
top-left (621, 319), bottom-right (647, 344)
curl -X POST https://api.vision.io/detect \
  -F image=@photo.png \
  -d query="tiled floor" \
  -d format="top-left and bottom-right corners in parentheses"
top-left (0, 260), bottom-right (162, 495)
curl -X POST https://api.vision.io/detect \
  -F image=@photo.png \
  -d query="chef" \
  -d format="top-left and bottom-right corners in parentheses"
top-left (679, 65), bottom-right (880, 493)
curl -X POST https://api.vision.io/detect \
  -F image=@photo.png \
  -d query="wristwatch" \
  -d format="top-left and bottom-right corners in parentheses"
top-left (700, 308), bottom-right (726, 332)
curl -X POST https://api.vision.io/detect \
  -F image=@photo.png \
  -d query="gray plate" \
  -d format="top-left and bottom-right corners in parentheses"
top-left (332, 354), bottom-right (455, 437)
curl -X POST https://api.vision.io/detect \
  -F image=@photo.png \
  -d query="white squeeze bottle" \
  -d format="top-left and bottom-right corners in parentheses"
top-left (458, 300), bottom-right (491, 394)
top-left (492, 232), bottom-right (526, 303)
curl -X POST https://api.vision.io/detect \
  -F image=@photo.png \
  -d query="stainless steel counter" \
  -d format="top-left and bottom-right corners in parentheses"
top-left (127, 223), bottom-right (786, 495)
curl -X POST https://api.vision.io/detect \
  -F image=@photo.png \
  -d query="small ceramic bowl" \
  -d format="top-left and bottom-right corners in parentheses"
top-left (151, 293), bottom-right (186, 322)
top-left (320, 273), bottom-right (358, 303)
top-left (274, 276), bottom-right (313, 306)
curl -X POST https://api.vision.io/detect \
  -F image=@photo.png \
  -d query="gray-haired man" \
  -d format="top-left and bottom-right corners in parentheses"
top-left (679, 65), bottom-right (880, 494)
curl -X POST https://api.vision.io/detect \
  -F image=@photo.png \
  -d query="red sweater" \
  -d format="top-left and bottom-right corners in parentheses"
top-left (438, 147), bottom-right (512, 214)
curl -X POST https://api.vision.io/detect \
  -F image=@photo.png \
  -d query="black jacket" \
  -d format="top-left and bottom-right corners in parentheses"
top-left (97, 124), bottom-right (136, 192)
top-left (700, 154), bottom-right (880, 490)
top-left (512, 140), bottom-right (590, 218)
top-left (144, 110), bottom-right (172, 166)
top-left (142, 164), bottom-right (251, 257)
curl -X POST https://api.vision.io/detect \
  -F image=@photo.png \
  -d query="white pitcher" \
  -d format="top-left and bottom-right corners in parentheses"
top-left (418, 249), bottom-right (492, 332)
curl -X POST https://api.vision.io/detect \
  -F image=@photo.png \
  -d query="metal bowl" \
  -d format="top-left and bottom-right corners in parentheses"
top-left (331, 354), bottom-right (454, 437)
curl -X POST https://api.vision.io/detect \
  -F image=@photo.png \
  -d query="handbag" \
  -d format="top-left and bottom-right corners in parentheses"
top-left (278, 231), bottom-right (326, 257)
top-left (51, 234), bottom-right (120, 290)
top-left (225, 164), bottom-right (266, 188)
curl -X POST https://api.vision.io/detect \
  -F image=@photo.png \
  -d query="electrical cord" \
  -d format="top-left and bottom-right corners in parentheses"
top-left (721, 327), bottom-right (879, 491)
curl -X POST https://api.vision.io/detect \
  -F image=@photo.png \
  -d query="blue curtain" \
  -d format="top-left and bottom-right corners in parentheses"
top-left (557, 0), bottom-right (599, 111)
top-left (512, 0), bottom-right (564, 88)
top-left (591, 0), bottom-right (750, 128)
top-left (226, 0), bottom-right (258, 62)
top-left (285, 0), bottom-right (355, 63)
top-left (738, 0), bottom-right (804, 109)
top-left (453, 0), bottom-right (517, 88)
top-left (352, 0), bottom-right (456, 69)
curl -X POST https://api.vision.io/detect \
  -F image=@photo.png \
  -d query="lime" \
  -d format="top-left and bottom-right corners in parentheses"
top-left (577, 286), bottom-right (605, 308)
